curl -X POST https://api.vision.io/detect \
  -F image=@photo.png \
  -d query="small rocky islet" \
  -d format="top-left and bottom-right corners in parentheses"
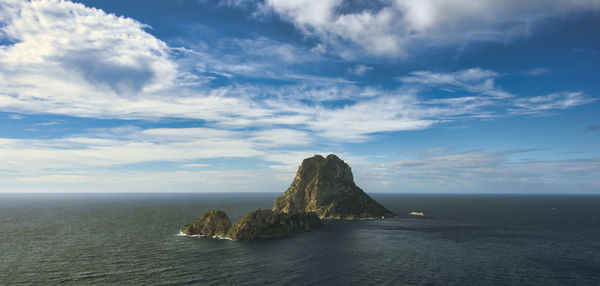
top-left (181, 154), bottom-right (395, 240)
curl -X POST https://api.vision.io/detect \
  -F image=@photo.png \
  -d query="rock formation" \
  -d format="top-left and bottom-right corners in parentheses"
top-left (227, 209), bottom-right (321, 240)
top-left (181, 154), bottom-right (394, 240)
top-left (181, 209), bottom-right (320, 240)
top-left (273, 154), bottom-right (395, 219)
top-left (181, 209), bottom-right (232, 236)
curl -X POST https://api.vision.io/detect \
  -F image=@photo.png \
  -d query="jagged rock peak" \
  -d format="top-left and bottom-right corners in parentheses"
top-left (273, 154), bottom-right (395, 219)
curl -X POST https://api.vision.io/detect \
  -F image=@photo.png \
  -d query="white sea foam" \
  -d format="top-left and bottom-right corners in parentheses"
top-left (177, 231), bottom-right (234, 240)
top-left (211, 235), bottom-right (234, 241)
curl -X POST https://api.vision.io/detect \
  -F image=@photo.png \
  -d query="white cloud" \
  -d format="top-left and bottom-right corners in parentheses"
top-left (180, 164), bottom-right (210, 168)
top-left (2, 169), bottom-right (294, 193)
top-left (525, 67), bottom-right (551, 76)
top-left (264, 0), bottom-right (600, 57)
top-left (511, 92), bottom-right (597, 113)
top-left (0, 1), bottom-right (597, 193)
top-left (399, 68), bottom-right (512, 98)
top-left (0, 2), bottom-right (593, 145)
top-left (0, 0), bottom-right (178, 95)
top-left (3, 143), bottom-right (598, 193)
top-left (0, 128), bottom-right (259, 171)
top-left (0, 126), bottom-right (330, 193)
top-left (398, 69), bottom-right (595, 117)
top-left (354, 149), bottom-right (600, 193)
top-left (308, 96), bottom-right (436, 141)
top-left (350, 64), bottom-right (373, 76)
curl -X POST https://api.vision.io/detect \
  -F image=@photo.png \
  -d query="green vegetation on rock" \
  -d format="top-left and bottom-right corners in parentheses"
top-left (227, 209), bottom-right (321, 240)
top-left (273, 154), bottom-right (395, 219)
top-left (181, 209), bottom-right (232, 237)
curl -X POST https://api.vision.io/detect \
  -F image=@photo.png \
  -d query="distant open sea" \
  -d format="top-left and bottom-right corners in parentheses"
top-left (1, 193), bottom-right (599, 285)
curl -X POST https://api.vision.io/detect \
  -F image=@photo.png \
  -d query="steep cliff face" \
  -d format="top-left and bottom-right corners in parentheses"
top-left (181, 210), bottom-right (232, 236)
top-left (227, 209), bottom-right (321, 240)
top-left (273, 154), bottom-right (395, 219)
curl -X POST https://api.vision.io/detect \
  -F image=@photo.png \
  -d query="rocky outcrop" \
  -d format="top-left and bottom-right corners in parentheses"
top-left (273, 154), bottom-right (395, 219)
top-left (181, 210), bottom-right (232, 236)
top-left (181, 154), bottom-right (394, 240)
top-left (227, 209), bottom-right (321, 240)
top-left (181, 209), bottom-right (320, 240)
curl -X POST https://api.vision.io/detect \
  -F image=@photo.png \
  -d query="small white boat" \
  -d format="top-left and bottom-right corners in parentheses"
top-left (409, 211), bottom-right (424, 216)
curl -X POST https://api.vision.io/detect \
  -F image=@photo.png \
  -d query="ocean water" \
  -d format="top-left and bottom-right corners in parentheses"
top-left (1, 193), bottom-right (599, 285)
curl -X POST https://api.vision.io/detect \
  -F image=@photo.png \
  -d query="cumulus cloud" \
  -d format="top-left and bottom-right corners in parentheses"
top-left (0, 0), bottom-right (177, 95)
top-left (262, 0), bottom-right (600, 57)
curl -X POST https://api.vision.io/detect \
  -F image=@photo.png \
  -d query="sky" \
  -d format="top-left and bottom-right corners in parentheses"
top-left (0, 0), bottom-right (599, 193)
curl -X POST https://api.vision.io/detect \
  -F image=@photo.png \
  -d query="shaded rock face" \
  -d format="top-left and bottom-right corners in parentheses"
top-left (227, 209), bottom-right (321, 240)
top-left (181, 210), bottom-right (232, 237)
top-left (273, 154), bottom-right (395, 219)
top-left (181, 209), bottom-right (320, 240)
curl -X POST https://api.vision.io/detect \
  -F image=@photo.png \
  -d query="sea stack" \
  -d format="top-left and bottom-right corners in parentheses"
top-left (181, 154), bottom-right (395, 240)
top-left (273, 154), bottom-right (395, 219)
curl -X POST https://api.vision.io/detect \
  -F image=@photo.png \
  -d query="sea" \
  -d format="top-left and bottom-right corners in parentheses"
top-left (1, 193), bottom-right (599, 285)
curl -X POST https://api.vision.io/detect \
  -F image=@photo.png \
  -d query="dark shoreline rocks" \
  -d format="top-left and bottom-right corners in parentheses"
top-left (227, 209), bottom-right (321, 240)
top-left (181, 209), bottom-right (320, 240)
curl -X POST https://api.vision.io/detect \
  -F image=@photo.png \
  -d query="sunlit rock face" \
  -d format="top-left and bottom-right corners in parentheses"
top-left (273, 154), bottom-right (395, 219)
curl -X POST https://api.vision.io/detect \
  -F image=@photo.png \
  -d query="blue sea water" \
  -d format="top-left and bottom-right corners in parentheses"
top-left (1, 193), bottom-right (599, 285)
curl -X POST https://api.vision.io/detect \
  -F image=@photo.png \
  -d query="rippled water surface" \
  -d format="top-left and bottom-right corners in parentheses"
top-left (1, 193), bottom-right (599, 285)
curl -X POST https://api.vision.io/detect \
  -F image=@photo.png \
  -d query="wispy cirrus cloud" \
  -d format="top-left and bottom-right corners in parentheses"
top-left (398, 68), bottom-right (595, 117)
top-left (399, 68), bottom-right (512, 98)
top-left (511, 92), bottom-right (597, 113)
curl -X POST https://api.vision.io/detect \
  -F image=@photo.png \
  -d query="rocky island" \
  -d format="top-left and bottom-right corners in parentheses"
top-left (273, 154), bottom-right (395, 219)
top-left (181, 154), bottom-right (394, 240)
top-left (181, 209), bottom-right (231, 237)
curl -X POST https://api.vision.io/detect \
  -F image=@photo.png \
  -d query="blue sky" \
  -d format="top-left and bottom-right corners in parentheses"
top-left (0, 0), bottom-right (599, 193)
